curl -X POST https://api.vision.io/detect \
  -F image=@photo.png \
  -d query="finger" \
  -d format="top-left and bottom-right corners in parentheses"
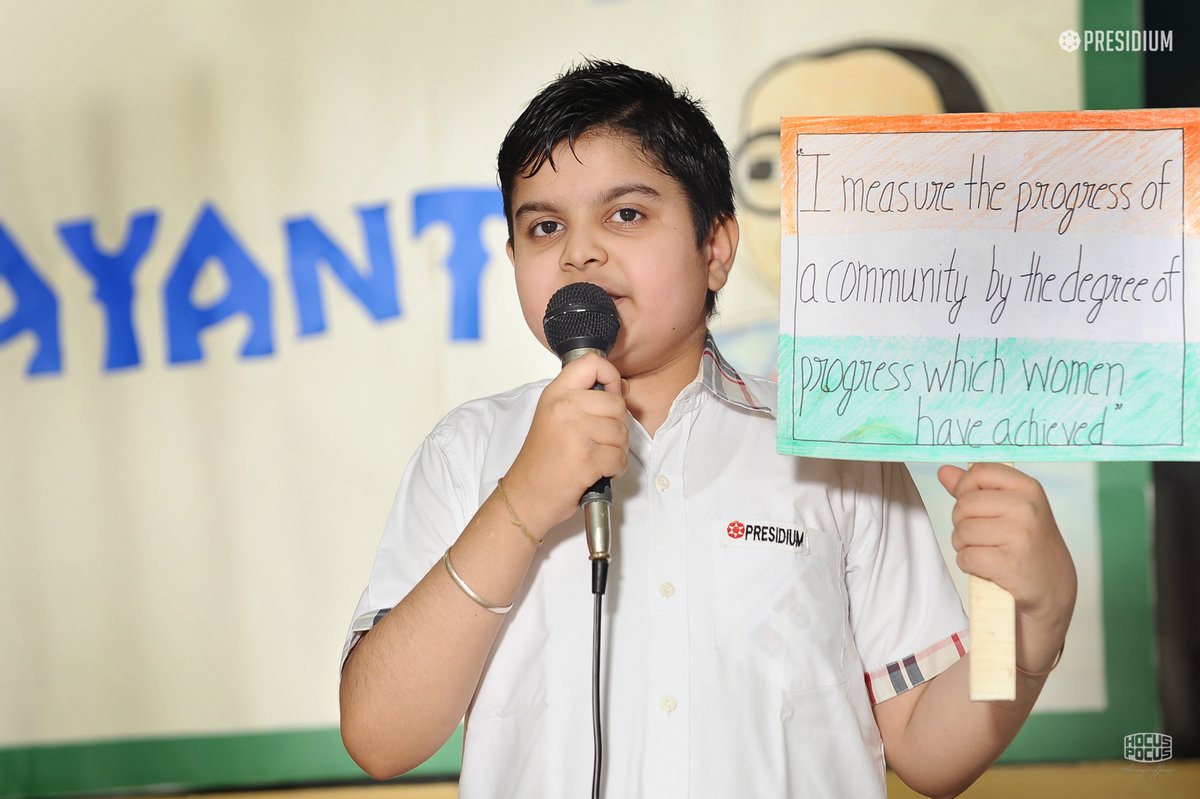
top-left (954, 462), bottom-right (1041, 496)
top-left (575, 388), bottom-right (629, 420)
top-left (554, 427), bottom-right (625, 477)
top-left (952, 485), bottom-right (1049, 534)
top-left (540, 378), bottom-right (627, 418)
top-left (951, 516), bottom-right (1019, 550)
top-left (937, 464), bottom-right (967, 496)
top-left (582, 415), bottom-right (628, 448)
top-left (950, 488), bottom-right (1033, 525)
top-left (591, 442), bottom-right (629, 479)
top-left (557, 352), bottom-right (623, 394)
top-left (954, 544), bottom-right (1013, 585)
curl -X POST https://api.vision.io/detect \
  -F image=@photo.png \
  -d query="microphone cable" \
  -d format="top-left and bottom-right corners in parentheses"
top-left (591, 559), bottom-right (610, 799)
top-left (591, 569), bottom-right (605, 799)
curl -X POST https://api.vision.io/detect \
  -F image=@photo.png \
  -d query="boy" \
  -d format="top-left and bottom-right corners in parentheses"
top-left (339, 60), bottom-right (1076, 798)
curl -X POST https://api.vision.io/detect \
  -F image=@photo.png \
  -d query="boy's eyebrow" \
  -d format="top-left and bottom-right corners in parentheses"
top-left (596, 183), bottom-right (662, 205)
top-left (512, 200), bottom-right (561, 222)
top-left (512, 183), bottom-right (664, 223)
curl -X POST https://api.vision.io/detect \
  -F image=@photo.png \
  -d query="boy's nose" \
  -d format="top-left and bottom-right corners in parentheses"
top-left (559, 228), bottom-right (608, 272)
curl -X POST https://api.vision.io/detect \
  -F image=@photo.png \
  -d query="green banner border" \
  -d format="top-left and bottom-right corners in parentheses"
top-left (1082, 0), bottom-right (1143, 109)
top-left (0, 727), bottom-right (462, 799)
top-left (997, 461), bottom-right (1158, 762)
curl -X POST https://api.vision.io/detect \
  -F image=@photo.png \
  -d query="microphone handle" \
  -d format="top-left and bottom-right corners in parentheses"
top-left (581, 376), bottom-right (612, 563)
top-left (581, 477), bottom-right (612, 562)
top-left (559, 347), bottom-right (614, 564)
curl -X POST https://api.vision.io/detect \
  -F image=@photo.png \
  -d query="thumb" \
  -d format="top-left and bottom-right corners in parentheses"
top-left (558, 352), bottom-right (622, 394)
top-left (937, 464), bottom-right (967, 497)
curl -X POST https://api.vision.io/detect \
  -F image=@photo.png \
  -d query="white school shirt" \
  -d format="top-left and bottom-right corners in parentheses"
top-left (344, 335), bottom-right (969, 798)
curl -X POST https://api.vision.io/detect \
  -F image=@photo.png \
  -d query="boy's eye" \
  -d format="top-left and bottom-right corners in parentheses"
top-left (611, 207), bottom-right (643, 223)
top-left (531, 220), bottom-right (561, 237)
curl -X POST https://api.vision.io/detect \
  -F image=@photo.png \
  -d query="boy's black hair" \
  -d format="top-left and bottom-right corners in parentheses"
top-left (498, 59), bottom-right (735, 316)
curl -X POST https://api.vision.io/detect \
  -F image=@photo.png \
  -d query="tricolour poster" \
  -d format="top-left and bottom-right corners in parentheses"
top-left (778, 109), bottom-right (1200, 461)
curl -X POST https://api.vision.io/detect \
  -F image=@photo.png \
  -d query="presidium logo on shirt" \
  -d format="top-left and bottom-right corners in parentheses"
top-left (724, 519), bottom-right (811, 554)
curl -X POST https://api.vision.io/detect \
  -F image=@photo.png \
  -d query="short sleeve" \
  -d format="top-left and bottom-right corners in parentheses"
top-left (340, 428), bottom-right (471, 669)
top-left (845, 462), bottom-right (969, 704)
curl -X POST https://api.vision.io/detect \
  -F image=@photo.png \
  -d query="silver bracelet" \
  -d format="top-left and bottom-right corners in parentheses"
top-left (443, 548), bottom-right (513, 614)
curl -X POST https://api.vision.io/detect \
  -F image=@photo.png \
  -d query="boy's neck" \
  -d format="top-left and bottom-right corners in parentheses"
top-left (622, 335), bottom-right (707, 438)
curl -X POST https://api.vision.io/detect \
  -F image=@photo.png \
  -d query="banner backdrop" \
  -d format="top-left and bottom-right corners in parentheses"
top-left (0, 0), bottom-right (1152, 793)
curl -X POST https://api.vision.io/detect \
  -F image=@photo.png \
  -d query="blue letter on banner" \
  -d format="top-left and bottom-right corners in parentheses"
top-left (164, 204), bottom-right (273, 364)
top-left (58, 211), bottom-right (158, 371)
top-left (413, 188), bottom-right (503, 340)
top-left (286, 204), bottom-right (401, 336)
top-left (0, 223), bottom-right (62, 375)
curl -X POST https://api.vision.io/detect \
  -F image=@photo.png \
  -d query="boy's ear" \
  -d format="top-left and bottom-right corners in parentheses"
top-left (505, 238), bottom-right (516, 267)
top-left (704, 215), bottom-right (739, 292)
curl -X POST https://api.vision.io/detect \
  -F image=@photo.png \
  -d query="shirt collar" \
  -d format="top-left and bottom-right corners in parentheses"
top-left (698, 331), bottom-right (772, 415)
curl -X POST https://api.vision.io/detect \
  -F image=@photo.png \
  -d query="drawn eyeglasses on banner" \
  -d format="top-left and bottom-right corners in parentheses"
top-left (735, 130), bottom-right (783, 216)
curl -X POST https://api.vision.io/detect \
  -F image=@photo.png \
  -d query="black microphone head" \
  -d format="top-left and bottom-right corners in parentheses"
top-left (542, 282), bottom-right (621, 358)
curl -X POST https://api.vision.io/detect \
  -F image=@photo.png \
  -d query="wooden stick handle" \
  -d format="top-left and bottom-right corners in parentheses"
top-left (969, 574), bottom-right (1016, 700)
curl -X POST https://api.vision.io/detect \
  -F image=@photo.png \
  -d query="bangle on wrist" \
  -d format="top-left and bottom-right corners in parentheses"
top-left (497, 477), bottom-right (542, 548)
top-left (1015, 642), bottom-right (1064, 678)
top-left (443, 548), bottom-right (512, 615)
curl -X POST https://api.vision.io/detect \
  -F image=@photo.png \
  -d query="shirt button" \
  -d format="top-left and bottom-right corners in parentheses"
top-left (660, 696), bottom-right (678, 715)
top-left (654, 474), bottom-right (671, 492)
top-left (659, 581), bottom-right (676, 598)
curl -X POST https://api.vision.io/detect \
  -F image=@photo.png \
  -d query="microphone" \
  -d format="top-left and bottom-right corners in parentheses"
top-left (542, 282), bottom-right (621, 595)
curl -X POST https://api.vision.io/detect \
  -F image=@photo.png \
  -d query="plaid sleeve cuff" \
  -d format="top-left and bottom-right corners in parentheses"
top-left (863, 629), bottom-right (969, 705)
top-left (339, 607), bottom-right (392, 670)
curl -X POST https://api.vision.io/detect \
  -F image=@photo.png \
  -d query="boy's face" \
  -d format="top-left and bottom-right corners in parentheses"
top-left (506, 132), bottom-right (734, 378)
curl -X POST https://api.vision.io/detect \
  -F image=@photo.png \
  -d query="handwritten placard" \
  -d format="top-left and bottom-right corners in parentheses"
top-left (777, 110), bottom-right (1200, 461)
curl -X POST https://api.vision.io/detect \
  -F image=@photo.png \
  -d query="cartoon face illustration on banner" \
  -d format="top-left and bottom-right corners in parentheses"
top-left (735, 44), bottom-right (987, 294)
